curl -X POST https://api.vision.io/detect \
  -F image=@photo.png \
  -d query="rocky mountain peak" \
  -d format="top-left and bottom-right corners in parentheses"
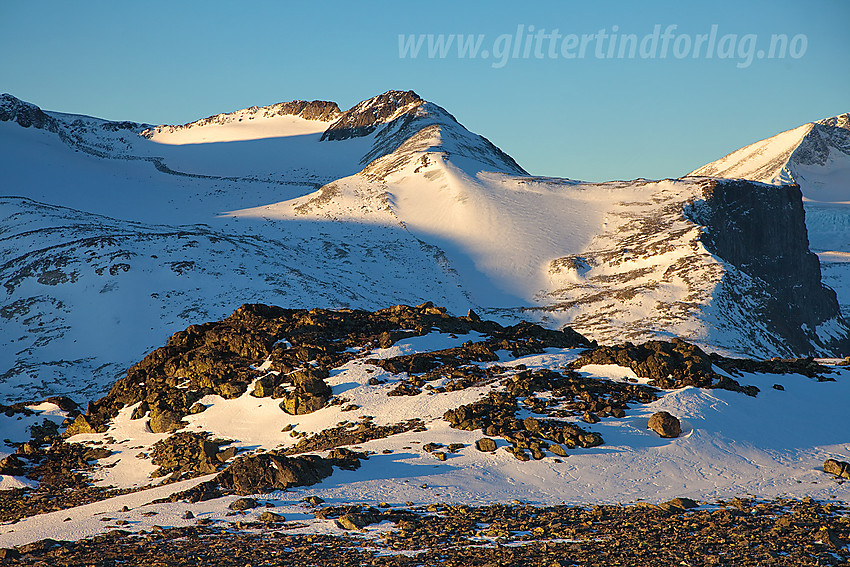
top-left (0, 94), bottom-right (54, 130)
top-left (321, 89), bottom-right (424, 141)
top-left (816, 112), bottom-right (850, 130)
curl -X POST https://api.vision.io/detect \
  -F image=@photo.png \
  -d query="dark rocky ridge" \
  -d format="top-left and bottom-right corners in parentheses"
top-left (140, 99), bottom-right (342, 138)
top-left (66, 302), bottom-right (590, 436)
top-left (686, 179), bottom-right (850, 356)
top-left (320, 90), bottom-right (424, 141)
top-left (0, 94), bottom-right (56, 130)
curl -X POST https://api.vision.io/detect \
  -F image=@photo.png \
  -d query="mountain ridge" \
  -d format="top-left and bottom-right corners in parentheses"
top-left (1, 91), bottom-right (848, 405)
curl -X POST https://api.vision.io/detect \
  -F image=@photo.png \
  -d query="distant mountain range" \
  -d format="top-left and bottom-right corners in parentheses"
top-left (1, 91), bottom-right (848, 402)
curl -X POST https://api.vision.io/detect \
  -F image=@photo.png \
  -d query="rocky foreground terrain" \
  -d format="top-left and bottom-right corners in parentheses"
top-left (1, 304), bottom-right (848, 564)
top-left (4, 497), bottom-right (849, 566)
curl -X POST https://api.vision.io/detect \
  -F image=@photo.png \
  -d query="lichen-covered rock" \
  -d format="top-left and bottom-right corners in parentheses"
top-left (336, 511), bottom-right (380, 530)
top-left (217, 453), bottom-right (334, 495)
top-left (475, 438), bottom-right (497, 452)
top-left (150, 432), bottom-right (233, 479)
top-left (280, 392), bottom-right (328, 415)
top-left (63, 414), bottom-right (99, 436)
top-left (823, 458), bottom-right (850, 479)
top-left (148, 409), bottom-right (186, 433)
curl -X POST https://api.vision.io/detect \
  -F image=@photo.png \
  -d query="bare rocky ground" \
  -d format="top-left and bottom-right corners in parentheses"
top-left (3, 498), bottom-right (849, 566)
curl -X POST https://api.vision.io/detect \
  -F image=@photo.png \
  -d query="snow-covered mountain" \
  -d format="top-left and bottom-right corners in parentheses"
top-left (689, 113), bottom-right (850, 203)
top-left (1, 92), bottom-right (847, 403)
top-left (689, 112), bottom-right (850, 317)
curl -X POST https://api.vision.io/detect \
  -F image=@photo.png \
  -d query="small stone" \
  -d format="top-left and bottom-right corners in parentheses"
top-left (304, 496), bottom-right (325, 506)
top-left (258, 511), bottom-right (284, 523)
top-left (475, 438), bottom-right (497, 452)
top-left (182, 511), bottom-right (195, 519)
top-left (229, 497), bottom-right (259, 511)
top-left (582, 411), bottom-right (600, 424)
top-left (434, 451), bottom-right (447, 461)
top-left (772, 384), bottom-right (785, 391)
top-left (648, 411), bottom-right (681, 438)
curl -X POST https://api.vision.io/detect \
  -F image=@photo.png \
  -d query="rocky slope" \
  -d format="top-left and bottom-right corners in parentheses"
top-left (1, 303), bottom-right (848, 561)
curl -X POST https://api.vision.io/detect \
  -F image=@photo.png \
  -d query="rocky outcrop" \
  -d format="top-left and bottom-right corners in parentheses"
top-left (687, 179), bottom-right (850, 355)
top-left (321, 90), bottom-right (423, 141)
top-left (167, 447), bottom-right (363, 501)
top-left (0, 94), bottom-right (55, 130)
top-left (150, 431), bottom-right (236, 480)
top-left (74, 302), bottom-right (582, 435)
top-left (571, 339), bottom-right (758, 395)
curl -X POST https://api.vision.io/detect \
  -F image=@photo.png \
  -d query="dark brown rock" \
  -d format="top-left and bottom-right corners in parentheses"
top-left (336, 511), bottom-right (380, 530)
top-left (217, 453), bottom-right (335, 495)
top-left (475, 438), bottom-right (497, 452)
top-left (229, 497), bottom-right (258, 511)
top-left (648, 411), bottom-right (681, 438)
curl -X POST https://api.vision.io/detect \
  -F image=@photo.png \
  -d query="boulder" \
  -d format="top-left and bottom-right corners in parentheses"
top-left (336, 511), bottom-right (380, 530)
top-left (280, 392), bottom-right (328, 415)
top-left (658, 497), bottom-right (698, 512)
top-left (63, 414), bottom-right (97, 436)
top-left (475, 438), bottom-right (497, 452)
top-left (229, 497), bottom-right (258, 511)
top-left (0, 455), bottom-right (25, 476)
top-left (823, 458), bottom-right (850, 479)
top-left (549, 444), bottom-right (568, 457)
top-left (259, 511), bottom-right (284, 522)
top-left (217, 453), bottom-right (334, 495)
top-left (148, 409), bottom-right (186, 433)
top-left (648, 411), bottom-right (681, 438)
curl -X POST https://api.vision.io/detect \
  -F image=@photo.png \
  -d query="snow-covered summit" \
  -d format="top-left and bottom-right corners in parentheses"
top-left (688, 112), bottom-right (850, 203)
top-left (141, 100), bottom-right (342, 144)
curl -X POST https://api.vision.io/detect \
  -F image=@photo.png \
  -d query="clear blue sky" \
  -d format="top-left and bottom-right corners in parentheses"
top-left (2, 0), bottom-right (848, 181)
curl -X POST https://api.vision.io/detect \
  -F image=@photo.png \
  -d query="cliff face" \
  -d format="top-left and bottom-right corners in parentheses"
top-left (688, 179), bottom-right (848, 355)
top-left (0, 93), bottom-right (56, 130)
